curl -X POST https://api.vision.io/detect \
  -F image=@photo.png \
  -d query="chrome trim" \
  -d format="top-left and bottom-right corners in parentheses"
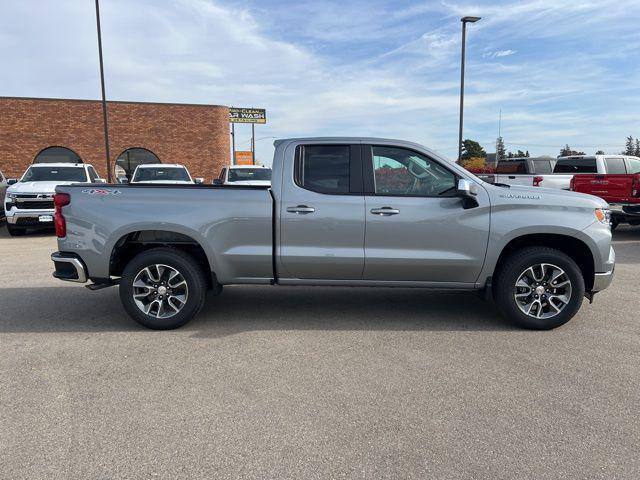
top-left (592, 270), bottom-right (614, 292)
top-left (51, 254), bottom-right (88, 283)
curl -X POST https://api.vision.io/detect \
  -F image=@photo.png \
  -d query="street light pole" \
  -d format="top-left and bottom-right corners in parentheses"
top-left (457, 16), bottom-right (481, 163)
top-left (94, 0), bottom-right (112, 182)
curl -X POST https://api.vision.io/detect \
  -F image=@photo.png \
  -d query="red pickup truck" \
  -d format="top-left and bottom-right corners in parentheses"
top-left (570, 156), bottom-right (640, 228)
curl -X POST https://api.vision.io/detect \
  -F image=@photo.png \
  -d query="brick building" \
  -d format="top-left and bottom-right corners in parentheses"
top-left (0, 97), bottom-right (230, 181)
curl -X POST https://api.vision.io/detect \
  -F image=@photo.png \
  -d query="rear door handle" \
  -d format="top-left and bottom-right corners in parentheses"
top-left (370, 207), bottom-right (400, 216)
top-left (286, 205), bottom-right (315, 214)
top-left (508, 176), bottom-right (516, 179)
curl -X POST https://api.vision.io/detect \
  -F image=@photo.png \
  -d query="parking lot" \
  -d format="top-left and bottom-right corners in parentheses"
top-left (1, 224), bottom-right (639, 479)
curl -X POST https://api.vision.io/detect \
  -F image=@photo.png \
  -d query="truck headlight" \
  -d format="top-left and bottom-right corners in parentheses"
top-left (595, 208), bottom-right (611, 225)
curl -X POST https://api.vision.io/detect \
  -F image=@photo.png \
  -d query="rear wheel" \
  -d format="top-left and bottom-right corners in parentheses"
top-left (119, 247), bottom-right (207, 329)
top-left (6, 223), bottom-right (26, 236)
top-left (494, 247), bottom-right (585, 330)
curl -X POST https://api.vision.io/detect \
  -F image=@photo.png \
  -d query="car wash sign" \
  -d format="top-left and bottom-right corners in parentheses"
top-left (229, 107), bottom-right (266, 124)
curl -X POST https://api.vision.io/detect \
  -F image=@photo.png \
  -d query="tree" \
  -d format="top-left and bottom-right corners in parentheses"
top-left (559, 144), bottom-right (585, 157)
top-left (595, 150), bottom-right (605, 155)
top-left (495, 136), bottom-right (506, 161)
top-left (461, 139), bottom-right (486, 161)
top-left (635, 138), bottom-right (640, 157)
top-left (506, 149), bottom-right (529, 158)
top-left (625, 136), bottom-right (635, 155)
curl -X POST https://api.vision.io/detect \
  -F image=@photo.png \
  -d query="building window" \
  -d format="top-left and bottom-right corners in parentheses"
top-left (115, 148), bottom-right (160, 181)
top-left (33, 146), bottom-right (82, 164)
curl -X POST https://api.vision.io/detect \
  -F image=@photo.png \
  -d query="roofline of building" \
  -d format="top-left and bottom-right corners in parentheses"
top-left (0, 95), bottom-right (227, 109)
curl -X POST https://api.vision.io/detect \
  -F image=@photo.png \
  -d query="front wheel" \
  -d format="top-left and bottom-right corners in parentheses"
top-left (6, 223), bottom-right (26, 236)
top-left (494, 247), bottom-right (585, 330)
top-left (119, 247), bottom-right (207, 329)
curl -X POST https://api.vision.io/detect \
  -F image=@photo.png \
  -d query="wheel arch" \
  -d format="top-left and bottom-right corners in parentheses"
top-left (109, 229), bottom-right (216, 289)
top-left (493, 233), bottom-right (595, 291)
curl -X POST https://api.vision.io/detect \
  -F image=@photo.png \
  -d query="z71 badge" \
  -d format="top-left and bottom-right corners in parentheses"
top-left (81, 188), bottom-right (122, 196)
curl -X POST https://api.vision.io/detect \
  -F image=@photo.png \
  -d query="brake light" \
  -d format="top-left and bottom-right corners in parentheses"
top-left (53, 193), bottom-right (70, 238)
top-left (570, 176), bottom-right (576, 191)
top-left (633, 175), bottom-right (640, 198)
top-left (533, 176), bottom-right (543, 187)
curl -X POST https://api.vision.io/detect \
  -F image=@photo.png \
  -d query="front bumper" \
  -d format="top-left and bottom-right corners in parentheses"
top-left (6, 208), bottom-right (56, 227)
top-left (51, 252), bottom-right (88, 283)
top-left (591, 246), bottom-right (615, 292)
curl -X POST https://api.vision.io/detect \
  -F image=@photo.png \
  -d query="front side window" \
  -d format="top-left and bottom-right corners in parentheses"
top-left (228, 168), bottom-right (272, 182)
top-left (604, 157), bottom-right (626, 174)
top-left (295, 145), bottom-right (350, 194)
top-left (371, 146), bottom-right (456, 196)
top-left (627, 158), bottom-right (640, 174)
top-left (21, 166), bottom-right (87, 182)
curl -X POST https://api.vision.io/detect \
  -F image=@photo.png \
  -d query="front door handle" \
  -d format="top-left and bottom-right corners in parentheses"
top-left (287, 205), bottom-right (315, 214)
top-left (370, 207), bottom-right (400, 216)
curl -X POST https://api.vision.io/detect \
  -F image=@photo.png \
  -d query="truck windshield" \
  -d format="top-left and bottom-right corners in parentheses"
top-left (228, 168), bottom-right (272, 182)
top-left (21, 166), bottom-right (87, 182)
top-left (553, 158), bottom-right (597, 173)
top-left (133, 168), bottom-right (191, 182)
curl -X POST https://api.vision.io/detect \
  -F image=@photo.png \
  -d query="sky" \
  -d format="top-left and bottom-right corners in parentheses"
top-left (1, 0), bottom-right (640, 165)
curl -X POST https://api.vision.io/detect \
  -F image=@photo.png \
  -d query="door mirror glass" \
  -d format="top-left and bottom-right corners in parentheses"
top-left (212, 178), bottom-right (223, 185)
top-left (7, 178), bottom-right (18, 185)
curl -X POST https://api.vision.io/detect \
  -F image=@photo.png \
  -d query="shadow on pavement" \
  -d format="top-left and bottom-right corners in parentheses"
top-left (0, 285), bottom-right (514, 335)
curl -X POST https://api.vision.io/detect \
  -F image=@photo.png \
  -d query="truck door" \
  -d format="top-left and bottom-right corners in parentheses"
top-left (278, 143), bottom-right (365, 280)
top-left (361, 145), bottom-right (490, 284)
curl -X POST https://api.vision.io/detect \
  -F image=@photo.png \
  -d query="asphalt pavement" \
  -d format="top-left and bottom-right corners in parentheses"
top-left (1, 224), bottom-right (639, 479)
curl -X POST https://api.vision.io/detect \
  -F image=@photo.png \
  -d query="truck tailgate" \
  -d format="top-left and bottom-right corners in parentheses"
top-left (571, 174), bottom-right (640, 204)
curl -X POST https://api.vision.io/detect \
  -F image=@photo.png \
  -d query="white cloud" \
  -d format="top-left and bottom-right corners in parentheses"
top-left (483, 49), bottom-right (516, 58)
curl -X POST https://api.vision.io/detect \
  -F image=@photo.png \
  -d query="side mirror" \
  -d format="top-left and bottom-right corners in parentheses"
top-left (211, 179), bottom-right (223, 185)
top-left (96, 178), bottom-right (107, 183)
top-left (7, 178), bottom-right (17, 185)
top-left (117, 177), bottom-right (129, 184)
top-left (194, 177), bottom-right (204, 184)
top-left (457, 178), bottom-right (479, 209)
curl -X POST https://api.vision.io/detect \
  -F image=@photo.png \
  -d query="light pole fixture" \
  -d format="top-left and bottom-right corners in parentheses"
top-left (457, 15), bottom-right (481, 163)
top-left (94, 0), bottom-right (112, 182)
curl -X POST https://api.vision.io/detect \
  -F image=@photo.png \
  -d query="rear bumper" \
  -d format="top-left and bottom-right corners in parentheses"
top-left (51, 252), bottom-right (88, 283)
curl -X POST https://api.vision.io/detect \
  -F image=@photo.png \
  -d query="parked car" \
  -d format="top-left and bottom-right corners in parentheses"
top-left (51, 138), bottom-right (614, 331)
top-left (486, 157), bottom-right (556, 187)
top-left (4, 163), bottom-right (103, 236)
top-left (129, 164), bottom-right (201, 184)
top-left (0, 170), bottom-right (7, 217)
top-left (570, 156), bottom-right (640, 229)
top-left (216, 165), bottom-right (272, 186)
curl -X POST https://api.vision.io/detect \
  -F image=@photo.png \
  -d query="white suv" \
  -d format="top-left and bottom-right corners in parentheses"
top-left (4, 163), bottom-right (103, 236)
top-left (216, 165), bottom-right (272, 186)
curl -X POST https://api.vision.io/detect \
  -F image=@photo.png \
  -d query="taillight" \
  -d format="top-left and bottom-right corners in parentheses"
top-left (633, 175), bottom-right (640, 197)
top-left (533, 176), bottom-right (543, 187)
top-left (570, 176), bottom-right (576, 191)
top-left (53, 193), bottom-right (70, 238)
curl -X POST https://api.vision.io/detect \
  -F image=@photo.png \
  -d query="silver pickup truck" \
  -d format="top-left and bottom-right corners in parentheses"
top-left (51, 137), bottom-right (615, 330)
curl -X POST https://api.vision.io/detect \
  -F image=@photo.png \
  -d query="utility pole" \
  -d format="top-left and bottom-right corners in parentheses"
top-left (231, 123), bottom-right (236, 165)
top-left (457, 16), bottom-right (481, 163)
top-left (251, 124), bottom-right (255, 165)
top-left (94, 0), bottom-right (112, 182)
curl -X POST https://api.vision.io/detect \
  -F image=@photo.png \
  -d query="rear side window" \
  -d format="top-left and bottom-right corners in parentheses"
top-left (627, 158), bottom-right (640, 174)
top-left (295, 145), bottom-right (350, 194)
top-left (496, 160), bottom-right (526, 174)
top-left (532, 159), bottom-right (553, 174)
top-left (553, 158), bottom-right (597, 173)
top-left (604, 157), bottom-right (626, 174)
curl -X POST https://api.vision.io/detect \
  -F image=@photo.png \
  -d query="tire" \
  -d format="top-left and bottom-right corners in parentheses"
top-left (494, 247), bottom-right (585, 330)
top-left (6, 223), bottom-right (26, 236)
top-left (119, 247), bottom-right (207, 329)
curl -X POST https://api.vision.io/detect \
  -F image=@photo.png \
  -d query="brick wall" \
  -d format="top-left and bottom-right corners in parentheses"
top-left (0, 97), bottom-right (230, 181)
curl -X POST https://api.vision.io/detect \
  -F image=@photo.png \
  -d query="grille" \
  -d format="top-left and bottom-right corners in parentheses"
top-left (16, 200), bottom-right (54, 210)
